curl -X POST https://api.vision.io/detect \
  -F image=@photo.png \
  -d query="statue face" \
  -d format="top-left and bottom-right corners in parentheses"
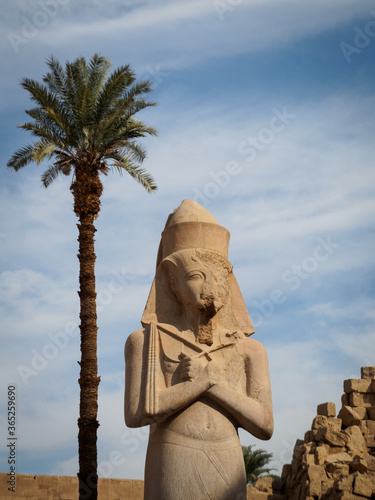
top-left (171, 263), bottom-right (229, 317)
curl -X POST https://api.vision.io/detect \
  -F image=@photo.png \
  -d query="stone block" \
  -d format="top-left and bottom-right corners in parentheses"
top-left (353, 473), bottom-right (373, 497)
top-left (367, 406), bottom-right (375, 420)
top-left (349, 392), bottom-right (375, 407)
top-left (315, 427), bottom-right (348, 447)
top-left (317, 402), bottom-right (336, 416)
top-left (302, 452), bottom-right (315, 466)
top-left (254, 476), bottom-right (273, 493)
top-left (350, 456), bottom-right (368, 473)
top-left (338, 405), bottom-right (367, 427)
top-left (98, 478), bottom-right (110, 498)
top-left (344, 378), bottom-right (373, 393)
top-left (321, 478), bottom-right (335, 495)
top-left (312, 415), bottom-right (342, 432)
top-left (328, 446), bottom-right (347, 455)
top-left (292, 439), bottom-right (305, 460)
top-left (304, 430), bottom-right (313, 443)
top-left (281, 463), bottom-right (291, 479)
top-left (315, 445), bottom-right (328, 465)
top-left (246, 490), bottom-right (268, 499)
top-left (306, 464), bottom-right (326, 482)
top-left (326, 463), bottom-right (350, 477)
top-left (361, 366), bottom-right (375, 380)
top-left (325, 452), bottom-right (352, 464)
top-left (59, 475), bottom-right (79, 499)
top-left (365, 434), bottom-right (375, 447)
top-left (307, 478), bottom-right (321, 497)
top-left (342, 393), bottom-right (349, 406)
top-left (272, 477), bottom-right (284, 493)
top-left (336, 474), bottom-right (354, 492)
top-left (132, 480), bottom-right (144, 500)
top-left (344, 425), bottom-right (367, 456)
top-left (109, 478), bottom-right (132, 498)
top-left (363, 419), bottom-right (375, 434)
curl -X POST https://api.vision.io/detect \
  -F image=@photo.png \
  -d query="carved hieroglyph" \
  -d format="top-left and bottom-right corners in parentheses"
top-left (125, 200), bottom-right (273, 500)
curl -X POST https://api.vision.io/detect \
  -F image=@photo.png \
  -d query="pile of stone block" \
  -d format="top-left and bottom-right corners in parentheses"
top-left (280, 366), bottom-right (375, 499)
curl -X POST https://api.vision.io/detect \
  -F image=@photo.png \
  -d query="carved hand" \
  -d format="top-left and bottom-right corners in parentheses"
top-left (179, 353), bottom-right (218, 387)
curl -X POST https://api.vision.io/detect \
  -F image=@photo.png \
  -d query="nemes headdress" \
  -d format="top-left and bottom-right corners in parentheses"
top-left (141, 199), bottom-right (255, 336)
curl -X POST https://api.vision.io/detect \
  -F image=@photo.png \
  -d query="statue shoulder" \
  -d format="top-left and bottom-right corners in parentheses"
top-left (238, 336), bottom-right (268, 359)
top-left (125, 328), bottom-right (146, 357)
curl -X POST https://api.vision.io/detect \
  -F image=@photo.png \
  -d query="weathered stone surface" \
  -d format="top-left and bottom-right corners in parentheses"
top-left (254, 476), bottom-right (273, 493)
top-left (344, 378), bottom-right (373, 394)
top-left (338, 405), bottom-right (367, 427)
top-left (292, 439), bottom-right (305, 460)
top-left (342, 393), bottom-right (350, 406)
top-left (302, 452), bottom-right (315, 466)
top-left (321, 478), bottom-right (335, 494)
top-left (367, 406), bottom-right (375, 420)
top-left (350, 456), bottom-right (368, 473)
top-left (315, 445), bottom-right (329, 465)
top-left (326, 462), bottom-right (350, 477)
top-left (317, 401), bottom-right (336, 416)
top-left (363, 419), bottom-right (375, 435)
top-left (307, 478), bottom-right (321, 497)
top-left (272, 477), bottom-right (284, 493)
top-left (344, 425), bottom-right (367, 456)
top-left (312, 415), bottom-right (342, 432)
top-left (246, 489), bottom-right (268, 499)
top-left (328, 446), bottom-right (347, 455)
top-left (306, 464), bottom-right (326, 481)
top-left (353, 473), bottom-right (373, 497)
top-left (361, 366), bottom-right (375, 380)
top-left (124, 200), bottom-right (273, 500)
top-left (315, 427), bottom-right (349, 447)
top-left (364, 434), bottom-right (375, 447)
top-left (336, 474), bottom-right (354, 491)
top-left (325, 452), bottom-right (352, 464)
top-left (349, 392), bottom-right (375, 408)
top-left (304, 430), bottom-right (313, 443)
top-left (0, 474), bottom-right (145, 500)
top-left (281, 463), bottom-right (292, 479)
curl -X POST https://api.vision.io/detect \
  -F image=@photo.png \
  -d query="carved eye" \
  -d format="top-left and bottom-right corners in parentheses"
top-left (187, 271), bottom-right (205, 281)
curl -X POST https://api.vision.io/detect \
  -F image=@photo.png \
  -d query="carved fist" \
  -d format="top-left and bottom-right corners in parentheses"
top-left (179, 353), bottom-right (205, 381)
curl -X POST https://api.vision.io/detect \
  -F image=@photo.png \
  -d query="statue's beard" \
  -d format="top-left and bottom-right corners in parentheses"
top-left (197, 294), bottom-right (223, 346)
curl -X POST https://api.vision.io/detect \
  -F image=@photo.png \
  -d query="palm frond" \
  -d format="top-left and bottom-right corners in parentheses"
top-left (94, 65), bottom-right (134, 123)
top-left (19, 122), bottom-right (66, 148)
top-left (109, 151), bottom-right (157, 193)
top-left (7, 144), bottom-right (37, 171)
top-left (41, 163), bottom-right (64, 188)
top-left (87, 54), bottom-right (112, 103)
top-left (31, 139), bottom-right (57, 164)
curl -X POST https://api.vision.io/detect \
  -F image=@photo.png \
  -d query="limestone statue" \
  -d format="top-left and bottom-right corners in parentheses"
top-left (124, 199), bottom-right (273, 500)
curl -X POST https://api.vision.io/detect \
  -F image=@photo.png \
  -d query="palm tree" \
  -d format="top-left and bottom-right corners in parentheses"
top-left (7, 54), bottom-right (157, 500)
top-left (242, 444), bottom-right (277, 485)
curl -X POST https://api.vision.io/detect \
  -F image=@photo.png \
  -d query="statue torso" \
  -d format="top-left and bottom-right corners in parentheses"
top-left (155, 326), bottom-right (247, 440)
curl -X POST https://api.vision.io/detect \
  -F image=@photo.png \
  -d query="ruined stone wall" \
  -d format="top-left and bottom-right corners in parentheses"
top-left (249, 366), bottom-right (375, 499)
top-left (0, 474), bottom-right (144, 500)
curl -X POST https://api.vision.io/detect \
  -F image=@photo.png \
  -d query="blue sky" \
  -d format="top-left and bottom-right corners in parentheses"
top-left (1, 0), bottom-right (375, 481)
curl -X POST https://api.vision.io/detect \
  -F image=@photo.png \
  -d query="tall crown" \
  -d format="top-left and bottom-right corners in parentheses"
top-left (156, 199), bottom-right (230, 268)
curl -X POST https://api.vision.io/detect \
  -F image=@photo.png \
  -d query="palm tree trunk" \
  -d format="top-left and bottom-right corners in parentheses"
top-left (72, 164), bottom-right (103, 500)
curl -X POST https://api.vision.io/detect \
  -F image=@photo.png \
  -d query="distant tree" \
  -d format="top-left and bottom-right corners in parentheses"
top-left (242, 444), bottom-right (278, 485)
top-left (7, 54), bottom-right (157, 500)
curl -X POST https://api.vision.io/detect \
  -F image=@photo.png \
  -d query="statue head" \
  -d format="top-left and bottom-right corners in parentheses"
top-left (163, 248), bottom-right (231, 317)
top-left (141, 200), bottom-right (255, 339)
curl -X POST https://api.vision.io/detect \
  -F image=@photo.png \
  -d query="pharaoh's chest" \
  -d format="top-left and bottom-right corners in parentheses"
top-left (159, 330), bottom-right (246, 391)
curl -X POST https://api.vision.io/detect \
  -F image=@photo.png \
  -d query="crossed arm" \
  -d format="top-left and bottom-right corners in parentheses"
top-left (124, 329), bottom-right (273, 440)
